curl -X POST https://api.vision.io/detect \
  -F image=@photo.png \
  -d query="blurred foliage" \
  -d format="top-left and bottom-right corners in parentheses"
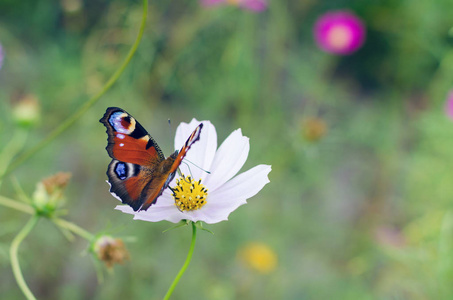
top-left (1, 0), bottom-right (453, 299)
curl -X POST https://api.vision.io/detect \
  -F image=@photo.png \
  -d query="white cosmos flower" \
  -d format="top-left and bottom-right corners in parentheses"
top-left (115, 119), bottom-right (272, 224)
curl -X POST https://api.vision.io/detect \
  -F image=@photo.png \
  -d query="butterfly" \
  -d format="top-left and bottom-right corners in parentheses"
top-left (100, 107), bottom-right (203, 212)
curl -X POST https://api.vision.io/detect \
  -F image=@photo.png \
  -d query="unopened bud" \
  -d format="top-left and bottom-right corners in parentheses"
top-left (12, 94), bottom-right (41, 128)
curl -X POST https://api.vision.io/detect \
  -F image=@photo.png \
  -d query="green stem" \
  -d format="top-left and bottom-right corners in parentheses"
top-left (163, 222), bottom-right (197, 300)
top-left (0, 129), bottom-right (28, 187)
top-left (52, 218), bottom-right (95, 242)
top-left (2, 0), bottom-right (149, 178)
top-left (0, 195), bottom-right (34, 214)
top-left (10, 215), bottom-right (39, 300)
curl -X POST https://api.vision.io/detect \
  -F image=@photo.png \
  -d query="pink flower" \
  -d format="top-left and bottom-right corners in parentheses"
top-left (313, 10), bottom-right (366, 55)
top-left (445, 90), bottom-right (453, 120)
top-left (201, 0), bottom-right (267, 12)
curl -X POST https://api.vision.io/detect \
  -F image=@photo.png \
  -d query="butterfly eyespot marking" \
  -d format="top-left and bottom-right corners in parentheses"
top-left (109, 112), bottom-right (136, 134)
top-left (116, 133), bottom-right (125, 139)
top-left (112, 161), bottom-right (141, 181)
top-left (115, 162), bottom-right (128, 180)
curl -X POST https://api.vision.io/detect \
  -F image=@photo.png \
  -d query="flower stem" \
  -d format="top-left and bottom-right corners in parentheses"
top-left (2, 0), bottom-right (149, 178)
top-left (163, 221), bottom-right (197, 300)
top-left (52, 218), bottom-right (95, 242)
top-left (0, 195), bottom-right (34, 214)
top-left (10, 215), bottom-right (39, 300)
top-left (0, 129), bottom-right (28, 187)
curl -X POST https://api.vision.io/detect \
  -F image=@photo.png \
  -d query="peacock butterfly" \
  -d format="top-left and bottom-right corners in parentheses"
top-left (100, 107), bottom-right (203, 211)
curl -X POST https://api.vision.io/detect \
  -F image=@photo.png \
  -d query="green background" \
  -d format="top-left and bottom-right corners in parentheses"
top-left (1, 0), bottom-right (453, 299)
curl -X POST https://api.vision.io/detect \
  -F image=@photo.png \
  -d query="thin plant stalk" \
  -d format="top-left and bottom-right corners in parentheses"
top-left (0, 129), bottom-right (28, 187)
top-left (163, 222), bottom-right (197, 300)
top-left (52, 218), bottom-right (95, 242)
top-left (0, 195), bottom-right (34, 214)
top-left (10, 215), bottom-right (40, 300)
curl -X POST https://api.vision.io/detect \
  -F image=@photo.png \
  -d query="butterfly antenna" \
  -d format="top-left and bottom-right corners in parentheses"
top-left (168, 119), bottom-right (173, 137)
top-left (185, 163), bottom-right (194, 182)
top-left (177, 166), bottom-right (194, 184)
top-left (183, 159), bottom-right (211, 174)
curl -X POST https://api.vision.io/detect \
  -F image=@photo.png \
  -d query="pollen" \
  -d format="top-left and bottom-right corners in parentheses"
top-left (171, 174), bottom-right (208, 212)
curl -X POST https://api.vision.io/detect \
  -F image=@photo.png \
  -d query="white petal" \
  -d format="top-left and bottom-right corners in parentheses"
top-left (115, 205), bottom-right (136, 215)
top-left (114, 204), bottom-right (179, 223)
top-left (179, 204), bottom-right (223, 224)
top-left (208, 164), bottom-right (271, 205)
top-left (115, 192), bottom-right (185, 223)
top-left (181, 164), bottom-right (271, 224)
top-left (203, 129), bottom-right (249, 191)
top-left (191, 201), bottom-right (244, 224)
top-left (133, 207), bottom-right (185, 223)
top-left (174, 119), bottom-right (217, 180)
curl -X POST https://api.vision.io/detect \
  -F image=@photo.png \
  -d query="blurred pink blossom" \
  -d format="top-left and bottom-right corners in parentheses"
top-left (445, 90), bottom-right (453, 120)
top-left (201, 0), bottom-right (267, 12)
top-left (313, 10), bottom-right (366, 55)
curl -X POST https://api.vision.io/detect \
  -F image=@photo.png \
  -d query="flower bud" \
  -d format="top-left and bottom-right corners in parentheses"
top-left (93, 236), bottom-right (129, 268)
top-left (32, 172), bottom-right (71, 216)
top-left (12, 94), bottom-right (41, 128)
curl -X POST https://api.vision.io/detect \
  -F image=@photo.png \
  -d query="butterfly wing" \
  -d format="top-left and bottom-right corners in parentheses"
top-left (100, 107), bottom-right (167, 211)
top-left (106, 160), bottom-right (150, 211)
top-left (169, 123), bottom-right (203, 175)
top-left (139, 123), bottom-right (203, 211)
top-left (100, 107), bottom-right (165, 165)
top-left (100, 107), bottom-right (203, 212)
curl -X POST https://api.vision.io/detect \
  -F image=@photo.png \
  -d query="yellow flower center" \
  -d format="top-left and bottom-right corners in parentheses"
top-left (171, 174), bottom-right (208, 212)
